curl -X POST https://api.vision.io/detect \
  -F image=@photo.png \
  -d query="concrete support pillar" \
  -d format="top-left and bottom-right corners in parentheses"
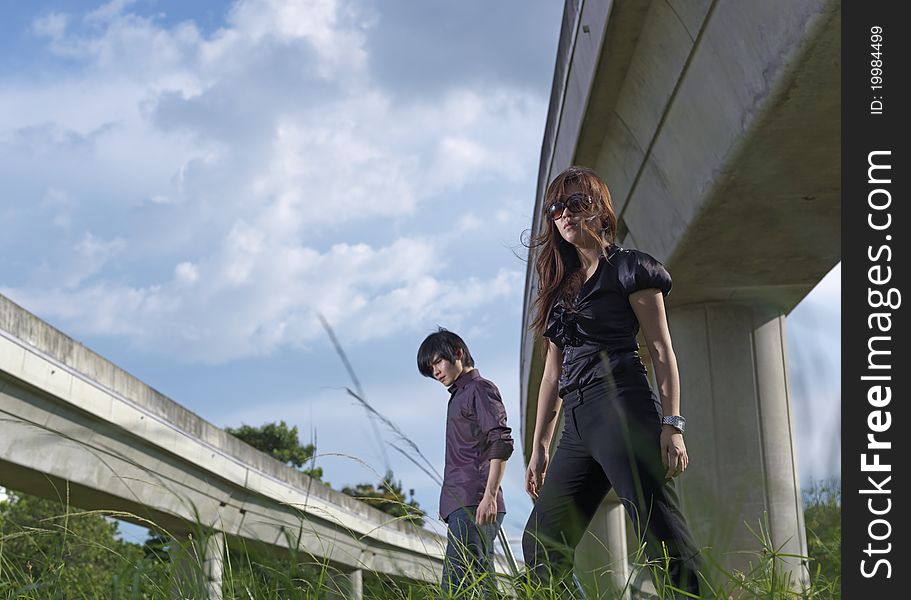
top-left (203, 532), bottom-right (225, 599)
top-left (170, 531), bottom-right (225, 600)
top-left (667, 302), bottom-right (808, 586)
top-left (574, 499), bottom-right (630, 599)
top-left (323, 568), bottom-right (364, 600)
top-left (348, 568), bottom-right (364, 600)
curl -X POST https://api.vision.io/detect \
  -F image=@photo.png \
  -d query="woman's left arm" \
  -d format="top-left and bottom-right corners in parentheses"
top-left (630, 289), bottom-right (689, 479)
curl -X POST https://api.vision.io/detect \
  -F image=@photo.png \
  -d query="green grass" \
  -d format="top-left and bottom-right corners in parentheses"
top-left (0, 483), bottom-right (840, 599)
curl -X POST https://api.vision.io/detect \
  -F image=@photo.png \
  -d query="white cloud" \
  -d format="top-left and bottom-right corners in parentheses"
top-left (247, 110), bottom-right (421, 230)
top-left (2, 235), bottom-right (521, 363)
top-left (86, 0), bottom-right (138, 24)
top-left (31, 12), bottom-right (68, 40)
top-left (224, 0), bottom-right (369, 80)
top-left (38, 232), bottom-right (127, 290)
top-left (455, 213), bottom-right (483, 233)
top-left (174, 261), bottom-right (199, 284)
top-left (3, 0), bottom-right (544, 365)
top-left (39, 187), bottom-right (77, 230)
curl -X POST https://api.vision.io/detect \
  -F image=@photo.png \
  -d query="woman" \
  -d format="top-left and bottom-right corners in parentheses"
top-left (522, 166), bottom-right (702, 597)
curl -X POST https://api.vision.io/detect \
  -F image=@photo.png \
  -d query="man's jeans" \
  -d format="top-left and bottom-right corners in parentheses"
top-left (442, 507), bottom-right (505, 597)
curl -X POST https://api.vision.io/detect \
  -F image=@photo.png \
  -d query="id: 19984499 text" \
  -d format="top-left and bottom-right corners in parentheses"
top-left (870, 26), bottom-right (884, 115)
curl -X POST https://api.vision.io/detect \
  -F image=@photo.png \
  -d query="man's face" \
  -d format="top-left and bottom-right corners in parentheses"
top-left (431, 353), bottom-right (464, 387)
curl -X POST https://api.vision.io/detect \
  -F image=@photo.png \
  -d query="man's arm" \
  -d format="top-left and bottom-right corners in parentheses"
top-left (473, 384), bottom-right (512, 525)
top-left (473, 383), bottom-right (514, 461)
top-left (477, 458), bottom-right (506, 525)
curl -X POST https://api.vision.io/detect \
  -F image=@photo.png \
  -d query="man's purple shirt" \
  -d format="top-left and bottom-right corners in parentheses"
top-left (440, 369), bottom-right (514, 521)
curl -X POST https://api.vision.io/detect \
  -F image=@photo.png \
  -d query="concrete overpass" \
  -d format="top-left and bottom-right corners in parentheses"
top-left (522, 0), bottom-right (839, 594)
top-left (0, 293), bottom-right (510, 597)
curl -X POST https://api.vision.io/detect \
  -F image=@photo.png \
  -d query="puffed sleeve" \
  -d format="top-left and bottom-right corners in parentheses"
top-left (618, 249), bottom-right (672, 296)
top-left (469, 382), bottom-right (514, 461)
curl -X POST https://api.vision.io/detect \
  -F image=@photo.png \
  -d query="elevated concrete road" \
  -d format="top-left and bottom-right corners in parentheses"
top-left (523, 0), bottom-right (839, 593)
top-left (0, 293), bottom-right (501, 596)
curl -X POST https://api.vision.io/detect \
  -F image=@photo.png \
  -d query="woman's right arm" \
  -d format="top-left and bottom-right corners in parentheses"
top-left (525, 339), bottom-right (563, 500)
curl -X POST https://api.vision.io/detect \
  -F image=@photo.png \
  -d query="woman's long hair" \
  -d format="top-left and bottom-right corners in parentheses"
top-left (530, 166), bottom-right (617, 337)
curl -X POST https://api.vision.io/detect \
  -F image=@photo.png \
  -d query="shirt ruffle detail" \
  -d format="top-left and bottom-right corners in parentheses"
top-left (543, 302), bottom-right (585, 348)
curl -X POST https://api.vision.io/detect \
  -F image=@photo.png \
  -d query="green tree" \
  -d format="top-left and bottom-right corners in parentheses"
top-left (225, 422), bottom-right (427, 528)
top-left (342, 470), bottom-right (425, 527)
top-left (225, 420), bottom-right (324, 480)
top-left (0, 489), bottom-right (158, 594)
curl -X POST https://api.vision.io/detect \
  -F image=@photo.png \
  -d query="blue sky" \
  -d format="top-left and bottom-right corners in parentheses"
top-left (0, 0), bottom-right (839, 549)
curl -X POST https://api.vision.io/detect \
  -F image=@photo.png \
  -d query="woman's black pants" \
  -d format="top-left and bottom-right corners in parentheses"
top-left (522, 370), bottom-right (702, 597)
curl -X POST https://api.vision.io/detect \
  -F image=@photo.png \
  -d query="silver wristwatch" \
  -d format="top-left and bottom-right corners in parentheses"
top-left (661, 415), bottom-right (686, 433)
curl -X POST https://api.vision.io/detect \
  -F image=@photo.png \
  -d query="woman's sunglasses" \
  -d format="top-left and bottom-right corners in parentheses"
top-left (547, 193), bottom-right (593, 220)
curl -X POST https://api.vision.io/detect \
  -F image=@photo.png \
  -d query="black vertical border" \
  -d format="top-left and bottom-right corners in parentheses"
top-left (842, 0), bottom-right (909, 596)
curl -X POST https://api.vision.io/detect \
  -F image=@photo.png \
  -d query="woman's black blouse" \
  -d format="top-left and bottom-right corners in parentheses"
top-left (543, 245), bottom-right (672, 397)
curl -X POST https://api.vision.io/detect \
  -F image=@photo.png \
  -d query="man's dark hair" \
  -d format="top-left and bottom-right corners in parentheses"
top-left (417, 328), bottom-right (475, 378)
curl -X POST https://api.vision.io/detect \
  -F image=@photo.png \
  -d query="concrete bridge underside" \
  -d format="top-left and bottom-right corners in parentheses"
top-left (522, 0), bottom-right (839, 595)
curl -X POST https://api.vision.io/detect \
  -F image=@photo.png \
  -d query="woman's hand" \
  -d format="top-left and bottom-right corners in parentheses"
top-left (527, 340), bottom-right (561, 501)
top-left (525, 449), bottom-right (549, 500)
top-left (660, 425), bottom-right (688, 479)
